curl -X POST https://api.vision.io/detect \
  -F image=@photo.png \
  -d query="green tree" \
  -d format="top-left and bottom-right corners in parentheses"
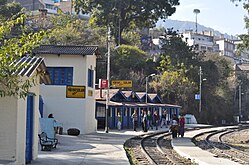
top-left (110, 44), bottom-right (156, 91)
top-left (152, 30), bottom-right (198, 110)
top-left (0, 13), bottom-right (45, 98)
top-left (199, 53), bottom-right (234, 124)
top-left (150, 29), bottom-right (235, 124)
top-left (0, 0), bottom-right (22, 21)
top-left (230, 0), bottom-right (249, 55)
top-left (0, 1), bottom-right (45, 98)
top-left (40, 13), bottom-right (106, 46)
top-left (74, 0), bottom-right (180, 45)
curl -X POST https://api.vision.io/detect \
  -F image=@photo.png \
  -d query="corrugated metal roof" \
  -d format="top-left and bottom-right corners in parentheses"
top-left (14, 56), bottom-right (43, 77)
top-left (12, 56), bottom-right (51, 84)
top-left (96, 101), bottom-right (181, 108)
top-left (96, 89), bottom-right (165, 104)
top-left (33, 45), bottom-right (99, 56)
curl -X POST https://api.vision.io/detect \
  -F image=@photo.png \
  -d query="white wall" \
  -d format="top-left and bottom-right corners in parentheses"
top-left (0, 96), bottom-right (17, 161)
top-left (0, 75), bottom-right (40, 165)
top-left (40, 54), bottom-right (97, 134)
top-left (183, 32), bottom-right (214, 52)
top-left (16, 76), bottom-right (40, 165)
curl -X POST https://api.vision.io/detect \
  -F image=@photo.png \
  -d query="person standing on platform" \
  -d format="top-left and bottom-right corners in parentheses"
top-left (170, 114), bottom-right (179, 138)
top-left (160, 111), bottom-right (167, 128)
top-left (147, 111), bottom-right (153, 130)
top-left (179, 115), bottom-right (185, 137)
top-left (131, 109), bottom-right (138, 131)
top-left (142, 110), bottom-right (148, 132)
top-left (141, 109), bottom-right (144, 131)
top-left (117, 112), bottom-right (122, 131)
top-left (153, 111), bottom-right (159, 130)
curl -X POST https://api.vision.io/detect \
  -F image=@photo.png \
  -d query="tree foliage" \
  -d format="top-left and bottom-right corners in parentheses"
top-left (199, 53), bottom-right (234, 124)
top-left (0, 0), bottom-right (22, 21)
top-left (39, 13), bottom-right (106, 46)
top-left (152, 30), bottom-right (198, 107)
top-left (230, 0), bottom-right (249, 55)
top-left (0, 2), bottom-right (45, 98)
top-left (110, 44), bottom-right (156, 91)
top-left (149, 29), bottom-right (235, 124)
top-left (74, 0), bottom-right (180, 45)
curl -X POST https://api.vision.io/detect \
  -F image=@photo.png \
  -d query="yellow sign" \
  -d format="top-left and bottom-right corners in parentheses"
top-left (111, 80), bottom-right (132, 88)
top-left (88, 90), bottom-right (93, 97)
top-left (66, 86), bottom-right (85, 98)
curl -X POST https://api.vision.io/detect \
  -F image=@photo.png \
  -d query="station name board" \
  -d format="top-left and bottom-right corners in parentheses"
top-left (111, 80), bottom-right (132, 88)
top-left (66, 86), bottom-right (86, 98)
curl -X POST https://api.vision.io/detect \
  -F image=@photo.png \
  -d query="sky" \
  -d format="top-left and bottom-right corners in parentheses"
top-left (169, 0), bottom-right (248, 35)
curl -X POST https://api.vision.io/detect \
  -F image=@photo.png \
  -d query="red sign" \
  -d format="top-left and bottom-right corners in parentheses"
top-left (99, 79), bottom-right (108, 88)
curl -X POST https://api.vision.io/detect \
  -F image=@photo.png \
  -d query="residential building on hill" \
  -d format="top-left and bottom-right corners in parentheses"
top-left (54, 0), bottom-right (90, 19)
top-left (9, 0), bottom-right (58, 14)
top-left (149, 28), bottom-right (249, 64)
top-left (215, 38), bottom-right (235, 58)
top-left (182, 30), bottom-right (218, 52)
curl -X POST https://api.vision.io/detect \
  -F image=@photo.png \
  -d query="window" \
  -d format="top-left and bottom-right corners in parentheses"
top-left (47, 67), bottom-right (73, 85)
top-left (200, 46), bottom-right (206, 50)
top-left (88, 69), bottom-right (94, 87)
top-left (46, 4), bottom-right (54, 9)
top-left (96, 107), bottom-right (105, 117)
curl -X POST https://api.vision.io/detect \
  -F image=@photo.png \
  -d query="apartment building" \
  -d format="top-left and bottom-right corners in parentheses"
top-left (215, 38), bottom-right (236, 58)
top-left (10, 0), bottom-right (58, 14)
top-left (182, 30), bottom-right (217, 52)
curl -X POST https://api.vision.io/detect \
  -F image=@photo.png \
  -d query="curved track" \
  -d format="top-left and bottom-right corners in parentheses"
top-left (193, 127), bottom-right (249, 164)
top-left (125, 130), bottom-right (193, 165)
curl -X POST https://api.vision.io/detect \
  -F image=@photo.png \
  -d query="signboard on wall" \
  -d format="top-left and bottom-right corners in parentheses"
top-left (88, 90), bottom-right (93, 97)
top-left (99, 79), bottom-right (108, 88)
top-left (111, 80), bottom-right (132, 88)
top-left (66, 86), bottom-right (86, 98)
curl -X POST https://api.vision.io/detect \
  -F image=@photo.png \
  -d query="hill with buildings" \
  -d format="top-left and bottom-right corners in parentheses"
top-left (156, 19), bottom-right (238, 40)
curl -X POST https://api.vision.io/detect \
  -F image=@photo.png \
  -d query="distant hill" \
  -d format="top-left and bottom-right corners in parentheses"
top-left (156, 19), bottom-right (238, 40)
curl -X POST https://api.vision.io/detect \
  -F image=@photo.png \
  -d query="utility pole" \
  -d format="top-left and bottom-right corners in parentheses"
top-left (146, 76), bottom-right (148, 104)
top-left (105, 26), bottom-right (111, 133)
top-left (239, 85), bottom-right (242, 122)
top-left (70, 0), bottom-right (73, 15)
top-left (146, 73), bottom-right (156, 104)
top-left (199, 66), bottom-right (202, 113)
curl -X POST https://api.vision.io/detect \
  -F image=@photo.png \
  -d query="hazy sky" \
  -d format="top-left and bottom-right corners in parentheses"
top-left (169, 0), bottom-right (247, 35)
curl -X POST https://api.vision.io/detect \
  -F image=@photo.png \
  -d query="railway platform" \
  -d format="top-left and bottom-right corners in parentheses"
top-left (172, 126), bottom-right (240, 165)
top-left (26, 129), bottom-right (143, 165)
top-left (2, 125), bottom-right (238, 165)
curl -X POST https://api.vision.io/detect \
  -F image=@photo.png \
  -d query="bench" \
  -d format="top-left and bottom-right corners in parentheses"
top-left (38, 132), bottom-right (58, 151)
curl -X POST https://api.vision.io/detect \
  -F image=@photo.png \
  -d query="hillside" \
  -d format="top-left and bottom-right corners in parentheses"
top-left (156, 19), bottom-right (238, 40)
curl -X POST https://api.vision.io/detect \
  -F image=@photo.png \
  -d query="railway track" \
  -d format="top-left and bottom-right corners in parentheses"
top-left (193, 127), bottom-right (249, 165)
top-left (124, 130), bottom-right (193, 165)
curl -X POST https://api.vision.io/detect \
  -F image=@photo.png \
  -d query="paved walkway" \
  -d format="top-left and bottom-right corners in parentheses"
top-left (172, 126), bottom-right (240, 165)
top-left (30, 124), bottom-right (208, 165)
top-left (31, 129), bottom-right (147, 165)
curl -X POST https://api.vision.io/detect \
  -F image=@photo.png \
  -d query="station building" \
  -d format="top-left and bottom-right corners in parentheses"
top-left (95, 89), bottom-right (181, 129)
top-left (33, 45), bottom-right (99, 134)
